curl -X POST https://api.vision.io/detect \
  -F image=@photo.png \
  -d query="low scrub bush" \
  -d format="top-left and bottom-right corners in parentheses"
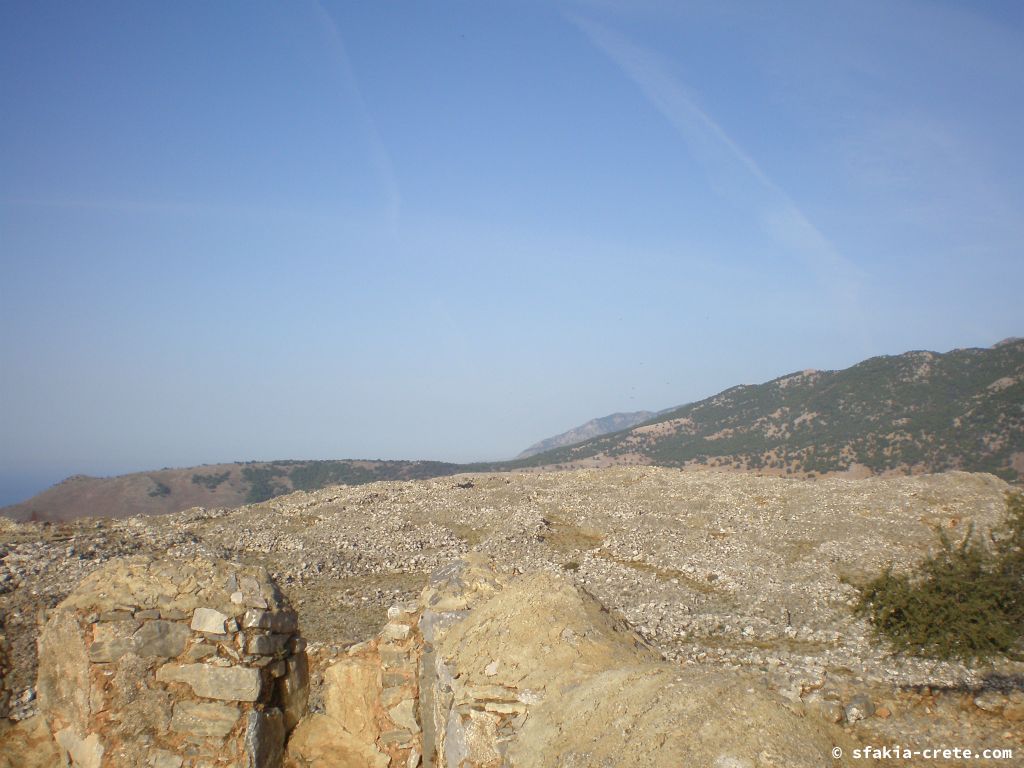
top-left (850, 492), bottom-right (1024, 662)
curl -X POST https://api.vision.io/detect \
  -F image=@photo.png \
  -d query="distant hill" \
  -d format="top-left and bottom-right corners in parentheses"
top-left (517, 411), bottom-right (656, 458)
top-left (506, 340), bottom-right (1024, 483)
top-left (6, 340), bottom-right (1021, 522)
top-left (1, 460), bottom-right (462, 522)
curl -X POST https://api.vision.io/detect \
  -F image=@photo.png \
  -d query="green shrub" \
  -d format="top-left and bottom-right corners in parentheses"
top-left (191, 471), bottom-right (230, 490)
top-left (850, 492), bottom-right (1024, 662)
top-left (242, 465), bottom-right (289, 504)
top-left (148, 480), bottom-right (171, 498)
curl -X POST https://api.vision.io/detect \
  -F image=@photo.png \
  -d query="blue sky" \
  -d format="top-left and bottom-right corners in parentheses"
top-left (2, 0), bottom-right (1023, 504)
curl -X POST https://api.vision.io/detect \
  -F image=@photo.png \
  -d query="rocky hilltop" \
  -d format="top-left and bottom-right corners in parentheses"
top-left (1, 467), bottom-right (1022, 765)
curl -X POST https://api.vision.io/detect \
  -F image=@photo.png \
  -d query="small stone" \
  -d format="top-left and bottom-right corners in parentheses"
top-left (389, 698), bottom-right (419, 733)
top-left (379, 646), bottom-right (411, 668)
top-left (844, 694), bottom-right (875, 723)
top-left (875, 706), bottom-right (891, 719)
top-left (170, 700), bottom-right (240, 739)
top-left (242, 609), bottom-right (265, 629)
top-left (382, 623), bottom-right (412, 642)
top-left (135, 609), bottom-right (161, 620)
top-left (246, 633), bottom-right (289, 656)
top-left (88, 637), bottom-right (136, 663)
top-left (387, 602), bottom-right (419, 621)
top-left (974, 691), bottom-right (1005, 714)
top-left (379, 729), bottom-right (415, 747)
top-left (159, 608), bottom-right (189, 621)
top-left (483, 700), bottom-right (526, 715)
top-left (802, 696), bottom-right (843, 729)
top-left (242, 608), bottom-right (297, 633)
top-left (184, 643), bottom-right (217, 662)
top-left (191, 607), bottom-right (229, 634)
top-left (484, 659), bottom-right (500, 677)
top-left (382, 671), bottom-right (409, 688)
top-left (230, 591), bottom-right (245, 604)
top-left (99, 610), bottom-right (134, 623)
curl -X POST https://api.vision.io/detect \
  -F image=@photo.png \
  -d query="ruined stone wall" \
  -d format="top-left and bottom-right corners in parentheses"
top-left (287, 601), bottom-right (424, 768)
top-left (285, 554), bottom-right (862, 768)
top-left (1, 552), bottom-right (907, 767)
top-left (35, 555), bottom-right (308, 768)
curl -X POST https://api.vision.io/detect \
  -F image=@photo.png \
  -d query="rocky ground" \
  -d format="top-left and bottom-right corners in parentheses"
top-left (2, 467), bottom-right (1022, 763)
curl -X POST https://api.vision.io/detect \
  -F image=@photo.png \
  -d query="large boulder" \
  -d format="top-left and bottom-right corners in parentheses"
top-left (510, 665), bottom-right (856, 767)
top-left (34, 555), bottom-right (308, 768)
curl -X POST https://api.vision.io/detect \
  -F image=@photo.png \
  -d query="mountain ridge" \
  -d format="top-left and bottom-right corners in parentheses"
top-left (516, 410), bottom-right (657, 458)
top-left (508, 340), bottom-right (1024, 482)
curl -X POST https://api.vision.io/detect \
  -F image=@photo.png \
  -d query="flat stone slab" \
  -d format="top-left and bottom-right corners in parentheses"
top-left (246, 633), bottom-right (289, 656)
top-left (133, 620), bottom-right (190, 658)
top-left (88, 637), bottom-right (136, 664)
top-left (156, 663), bottom-right (263, 702)
top-left (170, 700), bottom-right (240, 739)
top-left (242, 608), bottom-right (298, 634)
top-left (191, 607), bottom-right (230, 634)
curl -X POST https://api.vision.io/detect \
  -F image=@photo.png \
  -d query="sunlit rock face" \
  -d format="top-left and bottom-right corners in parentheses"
top-left (35, 554), bottom-right (307, 768)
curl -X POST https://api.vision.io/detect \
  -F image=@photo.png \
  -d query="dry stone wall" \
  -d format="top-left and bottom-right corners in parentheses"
top-left (287, 601), bottom-right (424, 768)
top-left (35, 555), bottom-right (308, 768)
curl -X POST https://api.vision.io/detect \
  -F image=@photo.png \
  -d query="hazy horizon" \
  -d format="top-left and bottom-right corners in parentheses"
top-left (3, 2), bottom-right (1024, 506)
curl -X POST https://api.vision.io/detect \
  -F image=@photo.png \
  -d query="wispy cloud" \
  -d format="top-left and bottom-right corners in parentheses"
top-left (568, 14), bottom-right (863, 310)
top-left (308, 0), bottom-right (402, 230)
